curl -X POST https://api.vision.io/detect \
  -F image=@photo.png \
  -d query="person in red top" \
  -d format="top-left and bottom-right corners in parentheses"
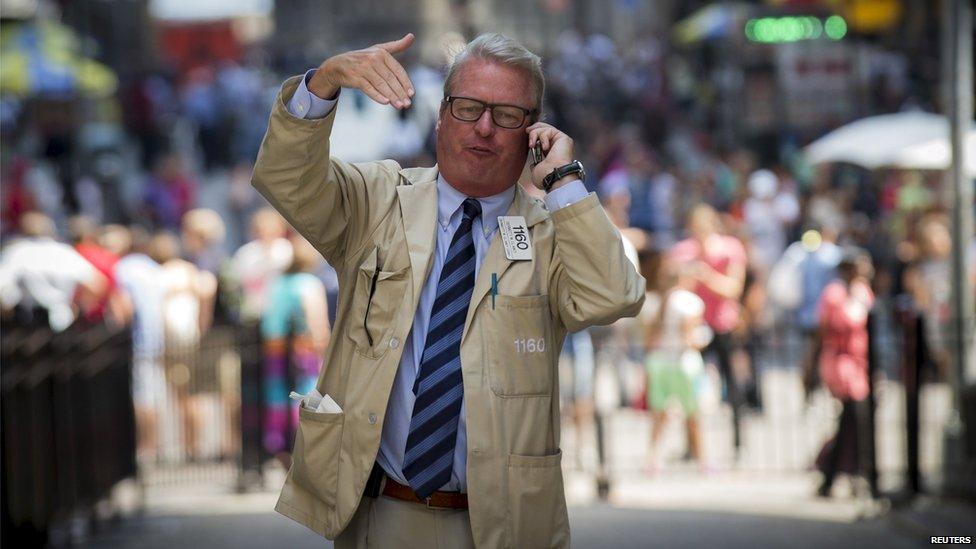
top-left (670, 204), bottom-right (748, 452)
top-left (69, 216), bottom-right (127, 324)
top-left (815, 249), bottom-right (874, 497)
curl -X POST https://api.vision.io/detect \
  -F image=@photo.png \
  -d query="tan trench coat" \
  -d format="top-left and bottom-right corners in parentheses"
top-left (251, 76), bottom-right (645, 548)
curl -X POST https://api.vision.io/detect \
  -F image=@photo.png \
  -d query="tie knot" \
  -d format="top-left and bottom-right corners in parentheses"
top-left (462, 198), bottom-right (482, 220)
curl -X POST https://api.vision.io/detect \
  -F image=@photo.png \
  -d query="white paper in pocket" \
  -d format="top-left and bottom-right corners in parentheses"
top-left (289, 389), bottom-right (343, 414)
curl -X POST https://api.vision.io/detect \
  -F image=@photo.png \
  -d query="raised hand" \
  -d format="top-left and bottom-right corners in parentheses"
top-left (526, 122), bottom-right (575, 190)
top-left (307, 33), bottom-right (416, 109)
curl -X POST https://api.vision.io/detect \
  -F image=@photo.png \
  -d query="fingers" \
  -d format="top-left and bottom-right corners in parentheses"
top-left (527, 124), bottom-right (558, 151)
top-left (366, 46), bottom-right (413, 107)
top-left (355, 77), bottom-right (390, 106)
top-left (382, 51), bottom-right (415, 97)
top-left (363, 67), bottom-right (410, 108)
top-left (526, 123), bottom-right (574, 171)
top-left (327, 34), bottom-right (415, 108)
top-left (376, 33), bottom-right (415, 55)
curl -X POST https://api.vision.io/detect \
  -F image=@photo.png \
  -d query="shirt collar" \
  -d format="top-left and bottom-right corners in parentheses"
top-left (436, 174), bottom-right (516, 237)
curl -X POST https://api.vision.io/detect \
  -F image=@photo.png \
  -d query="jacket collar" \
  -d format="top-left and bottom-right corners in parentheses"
top-left (436, 174), bottom-right (514, 238)
top-left (396, 165), bottom-right (549, 340)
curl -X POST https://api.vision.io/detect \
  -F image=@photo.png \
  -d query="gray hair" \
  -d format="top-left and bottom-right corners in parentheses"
top-left (443, 33), bottom-right (545, 115)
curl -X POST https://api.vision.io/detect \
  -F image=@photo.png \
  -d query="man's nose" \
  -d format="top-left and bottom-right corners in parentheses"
top-left (474, 109), bottom-right (495, 137)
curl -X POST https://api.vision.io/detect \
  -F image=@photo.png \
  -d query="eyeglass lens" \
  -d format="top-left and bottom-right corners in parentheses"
top-left (451, 98), bottom-right (526, 129)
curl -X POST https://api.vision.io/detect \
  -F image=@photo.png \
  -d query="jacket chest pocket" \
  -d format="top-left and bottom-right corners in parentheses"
top-left (482, 294), bottom-right (553, 397)
top-left (349, 247), bottom-right (409, 358)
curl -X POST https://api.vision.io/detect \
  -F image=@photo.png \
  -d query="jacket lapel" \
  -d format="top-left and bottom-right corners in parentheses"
top-left (463, 184), bottom-right (549, 340)
top-left (396, 166), bottom-right (439, 305)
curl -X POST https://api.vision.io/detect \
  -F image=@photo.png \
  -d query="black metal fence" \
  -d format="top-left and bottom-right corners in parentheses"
top-left (564, 305), bottom-right (974, 502)
top-left (1, 320), bottom-right (136, 547)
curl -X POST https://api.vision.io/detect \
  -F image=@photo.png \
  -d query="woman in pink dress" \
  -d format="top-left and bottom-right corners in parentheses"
top-left (815, 249), bottom-right (874, 497)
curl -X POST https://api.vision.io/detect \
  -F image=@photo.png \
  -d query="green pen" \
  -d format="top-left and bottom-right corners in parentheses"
top-left (490, 273), bottom-right (498, 309)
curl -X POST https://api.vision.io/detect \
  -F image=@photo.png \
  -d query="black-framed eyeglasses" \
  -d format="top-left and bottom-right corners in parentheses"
top-left (444, 96), bottom-right (538, 129)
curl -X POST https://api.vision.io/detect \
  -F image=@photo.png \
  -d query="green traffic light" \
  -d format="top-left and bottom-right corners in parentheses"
top-left (786, 17), bottom-right (804, 41)
top-left (825, 15), bottom-right (847, 40)
top-left (809, 16), bottom-right (824, 39)
top-left (744, 15), bottom-right (845, 43)
top-left (745, 19), bottom-right (757, 41)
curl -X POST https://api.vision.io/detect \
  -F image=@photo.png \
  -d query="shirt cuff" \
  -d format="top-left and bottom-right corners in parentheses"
top-left (286, 69), bottom-right (338, 119)
top-left (543, 179), bottom-right (588, 211)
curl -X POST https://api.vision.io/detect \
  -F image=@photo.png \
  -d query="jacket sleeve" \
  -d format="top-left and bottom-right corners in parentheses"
top-left (251, 75), bottom-right (401, 266)
top-left (547, 193), bottom-right (645, 332)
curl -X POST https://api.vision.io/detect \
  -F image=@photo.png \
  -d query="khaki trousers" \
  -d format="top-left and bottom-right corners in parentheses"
top-left (334, 489), bottom-right (475, 549)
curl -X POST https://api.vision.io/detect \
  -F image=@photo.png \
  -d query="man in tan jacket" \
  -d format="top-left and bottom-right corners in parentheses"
top-left (252, 31), bottom-right (644, 548)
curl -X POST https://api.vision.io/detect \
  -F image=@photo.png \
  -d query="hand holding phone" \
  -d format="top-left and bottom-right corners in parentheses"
top-left (531, 141), bottom-right (545, 166)
top-left (526, 122), bottom-right (575, 190)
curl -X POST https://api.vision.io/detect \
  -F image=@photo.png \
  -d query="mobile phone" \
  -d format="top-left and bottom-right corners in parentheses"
top-left (531, 141), bottom-right (545, 166)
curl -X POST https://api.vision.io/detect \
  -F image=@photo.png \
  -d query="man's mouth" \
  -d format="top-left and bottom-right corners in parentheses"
top-left (464, 146), bottom-right (495, 157)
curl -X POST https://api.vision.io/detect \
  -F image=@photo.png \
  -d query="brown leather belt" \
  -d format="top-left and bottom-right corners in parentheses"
top-left (382, 475), bottom-right (469, 510)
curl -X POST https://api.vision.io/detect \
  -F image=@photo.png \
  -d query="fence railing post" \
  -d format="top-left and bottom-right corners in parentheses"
top-left (865, 311), bottom-right (879, 498)
top-left (897, 301), bottom-right (923, 497)
top-left (236, 323), bottom-right (265, 492)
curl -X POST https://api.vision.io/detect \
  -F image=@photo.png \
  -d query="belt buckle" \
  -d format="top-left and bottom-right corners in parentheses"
top-left (424, 495), bottom-right (448, 510)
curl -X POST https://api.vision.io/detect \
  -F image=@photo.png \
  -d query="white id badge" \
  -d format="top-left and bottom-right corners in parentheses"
top-left (497, 216), bottom-right (533, 261)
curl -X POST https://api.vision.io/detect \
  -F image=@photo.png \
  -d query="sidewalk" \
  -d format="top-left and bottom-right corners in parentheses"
top-left (887, 496), bottom-right (976, 543)
top-left (82, 466), bottom-right (948, 549)
top-left (83, 368), bottom-right (968, 548)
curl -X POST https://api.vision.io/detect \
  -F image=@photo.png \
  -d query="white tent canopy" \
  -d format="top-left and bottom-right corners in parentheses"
top-left (894, 133), bottom-right (976, 174)
top-left (149, 0), bottom-right (271, 21)
top-left (804, 111), bottom-right (976, 176)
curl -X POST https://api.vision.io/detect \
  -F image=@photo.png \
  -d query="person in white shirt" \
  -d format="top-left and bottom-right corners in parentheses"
top-left (231, 207), bottom-right (293, 324)
top-left (0, 212), bottom-right (107, 331)
top-left (107, 225), bottom-right (168, 461)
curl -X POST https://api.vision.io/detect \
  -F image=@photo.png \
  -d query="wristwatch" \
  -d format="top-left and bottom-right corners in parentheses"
top-left (542, 160), bottom-right (586, 193)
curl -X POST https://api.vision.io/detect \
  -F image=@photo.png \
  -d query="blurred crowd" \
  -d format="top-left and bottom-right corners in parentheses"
top-left (2, 27), bottom-right (972, 492)
top-left (0, 205), bottom-right (338, 463)
top-left (539, 30), bottom-right (973, 492)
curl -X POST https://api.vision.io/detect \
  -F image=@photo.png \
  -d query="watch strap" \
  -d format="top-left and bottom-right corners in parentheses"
top-left (543, 160), bottom-right (585, 193)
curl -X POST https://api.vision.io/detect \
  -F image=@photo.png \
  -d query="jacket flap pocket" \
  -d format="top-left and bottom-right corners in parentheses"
top-left (505, 449), bottom-right (569, 547)
top-left (496, 294), bottom-right (549, 310)
top-left (358, 246), bottom-right (378, 278)
top-left (377, 265), bottom-right (409, 282)
top-left (508, 449), bottom-right (562, 468)
top-left (298, 406), bottom-right (345, 424)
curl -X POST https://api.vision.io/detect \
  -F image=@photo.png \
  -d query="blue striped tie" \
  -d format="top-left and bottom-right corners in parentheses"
top-left (403, 197), bottom-right (481, 499)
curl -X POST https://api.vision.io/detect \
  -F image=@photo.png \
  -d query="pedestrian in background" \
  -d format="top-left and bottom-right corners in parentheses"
top-left (107, 225), bottom-right (167, 462)
top-left (903, 214), bottom-right (952, 381)
top-left (260, 235), bottom-right (330, 468)
top-left (231, 207), bottom-right (293, 324)
top-left (768, 223), bottom-right (842, 400)
top-left (69, 215), bottom-right (127, 325)
top-left (180, 208), bottom-right (226, 276)
top-left (142, 153), bottom-right (196, 232)
top-left (155, 231), bottom-right (217, 460)
top-left (0, 211), bottom-right (107, 331)
top-left (670, 204), bottom-right (748, 453)
top-left (815, 249), bottom-right (874, 498)
top-left (642, 255), bottom-right (711, 474)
